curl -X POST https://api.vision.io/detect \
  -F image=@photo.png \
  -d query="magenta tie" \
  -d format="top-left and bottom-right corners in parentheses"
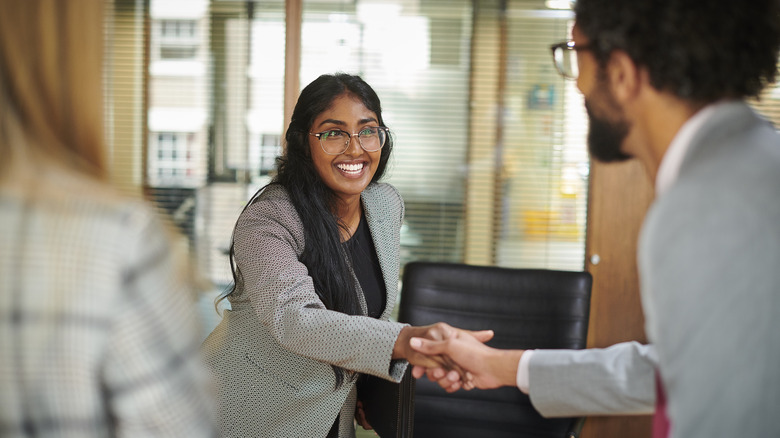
top-left (652, 371), bottom-right (670, 438)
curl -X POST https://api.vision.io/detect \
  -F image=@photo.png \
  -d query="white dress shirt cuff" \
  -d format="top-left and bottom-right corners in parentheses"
top-left (516, 349), bottom-right (534, 394)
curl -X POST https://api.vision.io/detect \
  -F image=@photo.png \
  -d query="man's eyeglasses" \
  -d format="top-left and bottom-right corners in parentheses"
top-left (309, 126), bottom-right (389, 155)
top-left (550, 40), bottom-right (592, 80)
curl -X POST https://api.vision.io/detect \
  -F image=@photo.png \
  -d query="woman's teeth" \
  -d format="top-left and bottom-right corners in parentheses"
top-left (337, 162), bottom-right (364, 173)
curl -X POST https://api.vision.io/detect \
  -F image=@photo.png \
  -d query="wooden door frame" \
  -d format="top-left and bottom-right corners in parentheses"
top-left (581, 158), bottom-right (655, 437)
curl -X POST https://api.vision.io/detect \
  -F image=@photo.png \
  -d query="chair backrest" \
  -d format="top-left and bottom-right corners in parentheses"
top-left (397, 261), bottom-right (592, 438)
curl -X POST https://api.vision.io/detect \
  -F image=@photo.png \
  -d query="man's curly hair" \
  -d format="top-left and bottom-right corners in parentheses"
top-left (574, 0), bottom-right (780, 104)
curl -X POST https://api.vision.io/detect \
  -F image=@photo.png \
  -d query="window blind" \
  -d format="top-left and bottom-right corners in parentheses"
top-left (105, 0), bottom-right (780, 340)
top-left (105, 0), bottom-right (592, 314)
top-left (298, 0), bottom-right (473, 268)
top-left (499, 2), bottom-right (588, 270)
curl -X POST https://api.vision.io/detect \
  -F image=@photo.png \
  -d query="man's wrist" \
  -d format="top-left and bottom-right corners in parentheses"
top-left (491, 349), bottom-right (525, 388)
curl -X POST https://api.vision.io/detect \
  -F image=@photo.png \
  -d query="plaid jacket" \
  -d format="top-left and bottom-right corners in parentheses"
top-left (0, 168), bottom-right (216, 438)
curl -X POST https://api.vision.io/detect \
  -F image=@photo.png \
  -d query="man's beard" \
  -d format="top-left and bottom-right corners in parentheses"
top-left (585, 98), bottom-right (632, 163)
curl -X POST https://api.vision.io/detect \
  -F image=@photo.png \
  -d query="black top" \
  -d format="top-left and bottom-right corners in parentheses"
top-left (345, 213), bottom-right (386, 319)
top-left (329, 214), bottom-right (387, 438)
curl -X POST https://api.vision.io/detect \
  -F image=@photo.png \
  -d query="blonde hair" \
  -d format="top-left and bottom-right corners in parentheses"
top-left (0, 0), bottom-right (107, 181)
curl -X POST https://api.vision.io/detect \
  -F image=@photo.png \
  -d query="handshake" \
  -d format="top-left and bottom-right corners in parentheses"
top-left (394, 322), bottom-right (525, 392)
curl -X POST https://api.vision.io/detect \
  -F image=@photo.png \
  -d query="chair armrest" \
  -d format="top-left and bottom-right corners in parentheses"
top-left (566, 417), bottom-right (587, 438)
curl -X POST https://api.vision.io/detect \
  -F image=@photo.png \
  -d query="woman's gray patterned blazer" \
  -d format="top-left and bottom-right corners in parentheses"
top-left (201, 182), bottom-right (409, 438)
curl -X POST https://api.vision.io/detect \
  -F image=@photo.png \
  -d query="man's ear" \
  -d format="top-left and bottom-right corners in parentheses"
top-left (606, 50), bottom-right (641, 103)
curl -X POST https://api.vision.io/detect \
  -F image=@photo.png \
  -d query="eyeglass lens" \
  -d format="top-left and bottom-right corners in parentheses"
top-left (554, 46), bottom-right (579, 79)
top-left (319, 127), bottom-right (386, 154)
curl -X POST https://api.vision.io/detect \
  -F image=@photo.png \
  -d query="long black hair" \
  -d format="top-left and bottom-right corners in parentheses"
top-left (220, 73), bottom-right (393, 386)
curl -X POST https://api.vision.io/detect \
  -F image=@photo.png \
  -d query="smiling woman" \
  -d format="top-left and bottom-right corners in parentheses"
top-left (307, 93), bottom-right (387, 236)
top-left (201, 73), bottom-right (486, 438)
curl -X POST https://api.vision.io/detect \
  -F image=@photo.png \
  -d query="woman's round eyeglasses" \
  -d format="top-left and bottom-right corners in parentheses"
top-left (309, 126), bottom-right (389, 155)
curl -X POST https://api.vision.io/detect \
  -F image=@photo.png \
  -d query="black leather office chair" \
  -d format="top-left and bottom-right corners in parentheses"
top-left (397, 261), bottom-right (592, 438)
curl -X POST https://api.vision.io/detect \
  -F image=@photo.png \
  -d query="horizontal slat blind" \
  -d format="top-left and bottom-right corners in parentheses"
top-left (300, 0), bottom-right (473, 268)
top-left (104, 1), bottom-right (648, 337)
top-left (750, 79), bottom-right (780, 128)
top-left (498, 2), bottom-right (587, 270)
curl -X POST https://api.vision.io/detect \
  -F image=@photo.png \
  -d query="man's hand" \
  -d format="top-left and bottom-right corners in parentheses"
top-left (409, 329), bottom-right (524, 392)
top-left (392, 322), bottom-right (493, 384)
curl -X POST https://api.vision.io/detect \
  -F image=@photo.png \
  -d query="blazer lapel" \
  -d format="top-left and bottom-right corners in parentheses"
top-left (361, 186), bottom-right (398, 321)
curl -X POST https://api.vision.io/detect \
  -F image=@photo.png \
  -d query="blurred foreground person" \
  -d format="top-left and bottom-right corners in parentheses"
top-left (0, 1), bottom-right (216, 436)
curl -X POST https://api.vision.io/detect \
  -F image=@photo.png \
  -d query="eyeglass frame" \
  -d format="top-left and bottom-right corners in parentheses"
top-left (550, 40), bottom-right (594, 80)
top-left (309, 126), bottom-right (390, 155)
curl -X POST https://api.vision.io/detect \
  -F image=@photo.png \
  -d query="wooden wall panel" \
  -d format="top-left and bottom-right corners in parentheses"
top-left (581, 158), bottom-right (655, 438)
